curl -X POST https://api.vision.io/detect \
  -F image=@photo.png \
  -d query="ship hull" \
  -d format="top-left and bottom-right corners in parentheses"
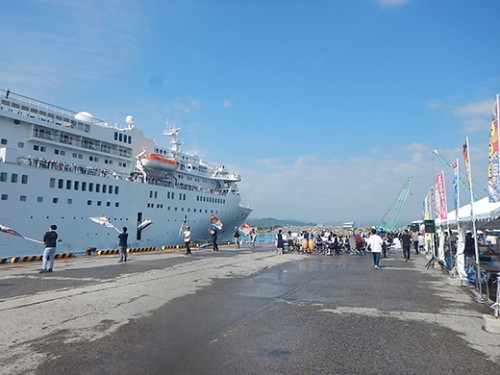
top-left (0, 160), bottom-right (251, 257)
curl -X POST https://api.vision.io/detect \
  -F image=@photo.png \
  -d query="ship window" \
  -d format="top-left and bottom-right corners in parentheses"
top-left (174, 207), bottom-right (178, 211)
top-left (49, 178), bottom-right (55, 188)
top-left (67, 199), bottom-right (72, 204)
top-left (87, 200), bottom-right (92, 205)
top-left (114, 132), bottom-right (118, 140)
top-left (96, 184), bottom-right (100, 193)
top-left (58, 179), bottom-right (64, 189)
top-left (0, 172), bottom-right (6, 182)
top-left (11, 174), bottom-right (18, 183)
top-left (66, 180), bottom-right (71, 189)
top-left (55, 149), bottom-right (59, 155)
top-left (18, 142), bottom-right (24, 148)
top-left (102, 185), bottom-right (107, 193)
top-left (128, 136), bottom-right (132, 144)
top-left (40, 146), bottom-right (46, 152)
top-left (20, 195), bottom-right (26, 202)
top-left (119, 133), bottom-right (123, 142)
top-left (34, 145), bottom-right (39, 151)
top-left (114, 186), bottom-right (119, 194)
top-left (74, 181), bottom-right (79, 190)
top-left (1, 138), bottom-right (7, 145)
top-left (37, 196), bottom-right (43, 202)
top-left (106, 202), bottom-right (111, 207)
top-left (72, 153), bottom-right (78, 158)
top-left (21, 175), bottom-right (28, 184)
top-left (53, 198), bottom-right (58, 203)
top-left (115, 202), bottom-right (119, 207)
top-left (89, 183), bottom-right (94, 192)
top-left (60, 150), bottom-right (65, 156)
top-left (97, 201), bottom-right (102, 206)
top-left (1, 194), bottom-right (7, 200)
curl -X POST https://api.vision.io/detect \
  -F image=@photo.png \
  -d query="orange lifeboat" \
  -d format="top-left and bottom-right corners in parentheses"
top-left (140, 153), bottom-right (179, 172)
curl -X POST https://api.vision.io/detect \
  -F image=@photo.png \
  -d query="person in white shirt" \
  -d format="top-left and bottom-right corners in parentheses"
top-left (366, 228), bottom-right (384, 269)
top-left (183, 226), bottom-right (191, 256)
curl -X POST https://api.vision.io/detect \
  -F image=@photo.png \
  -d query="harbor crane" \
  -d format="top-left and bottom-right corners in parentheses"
top-left (379, 176), bottom-right (413, 231)
top-left (431, 149), bottom-right (478, 202)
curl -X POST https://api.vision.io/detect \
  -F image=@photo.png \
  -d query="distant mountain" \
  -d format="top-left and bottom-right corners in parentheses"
top-left (246, 217), bottom-right (317, 228)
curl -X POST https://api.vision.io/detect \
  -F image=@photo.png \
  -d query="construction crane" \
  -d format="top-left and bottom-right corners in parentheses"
top-left (379, 176), bottom-right (413, 231)
top-left (432, 149), bottom-right (478, 202)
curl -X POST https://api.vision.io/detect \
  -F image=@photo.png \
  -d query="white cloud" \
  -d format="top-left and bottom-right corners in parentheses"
top-left (172, 97), bottom-right (202, 114)
top-left (240, 146), bottom-right (435, 225)
top-left (452, 100), bottom-right (493, 117)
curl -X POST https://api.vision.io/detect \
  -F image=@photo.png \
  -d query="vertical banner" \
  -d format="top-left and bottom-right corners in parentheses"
top-left (429, 185), bottom-right (437, 219)
top-left (462, 138), bottom-right (472, 189)
top-left (488, 95), bottom-right (500, 202)
top-left (451, 159), bottom-right (459, 214)
top-left (436, 172), bottom-right (448, 220)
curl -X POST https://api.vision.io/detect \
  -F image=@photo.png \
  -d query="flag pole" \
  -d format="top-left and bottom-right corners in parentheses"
top-left (464, 137), bottom-right (486, 302)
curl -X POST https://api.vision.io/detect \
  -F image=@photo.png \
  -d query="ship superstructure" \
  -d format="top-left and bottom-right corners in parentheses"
top-left (0, 89), bottom-right (252, 257)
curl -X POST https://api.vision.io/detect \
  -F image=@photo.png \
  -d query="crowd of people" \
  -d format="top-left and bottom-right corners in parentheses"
top-left (265, 227), bottom-right (434, 270)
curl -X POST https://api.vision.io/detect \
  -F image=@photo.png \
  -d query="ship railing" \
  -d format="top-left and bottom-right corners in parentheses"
top-left (0, 89), bottom-right (114, 130)
top-left (17, 156), bottom-right (124, 178)
top-left (145, 177), bottom-right (231, 195)
top-left (30, 129), bottom-right (133, 159)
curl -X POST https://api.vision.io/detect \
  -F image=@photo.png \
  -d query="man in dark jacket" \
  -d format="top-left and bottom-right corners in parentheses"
top-left (40, 224), bottom-right (58, 273)
top-left (401, 229), bottom-right (412, 262)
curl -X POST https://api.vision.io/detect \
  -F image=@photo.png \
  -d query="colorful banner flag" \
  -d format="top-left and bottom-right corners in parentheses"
top-left (0, 223), bottom-right (43, 243)
top-left (178, 215), bottom-right (187, 237)
top-left (462, 138), bottom-right (472, 189)
top-left (89, 216), bottom-right (120, 232)
top-left (0, 224), bottom-right (23, 238)
top-left (451, 159), bottom-right (459, 213)
top-left (488, 96), bottom-right (500, 202)
top-left (240, 223), bottom-right (252, 235)
top-left (436, 172), bottom-right (448, 220)
top-left (210, 215), bottom-right (223, 230)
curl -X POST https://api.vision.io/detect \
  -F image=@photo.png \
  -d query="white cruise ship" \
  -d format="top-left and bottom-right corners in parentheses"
top-left (0, 89), bottom-right (252, 257)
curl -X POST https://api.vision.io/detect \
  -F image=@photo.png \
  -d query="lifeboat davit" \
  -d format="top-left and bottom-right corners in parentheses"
top-left (140, 153), bottom-right (179, 172)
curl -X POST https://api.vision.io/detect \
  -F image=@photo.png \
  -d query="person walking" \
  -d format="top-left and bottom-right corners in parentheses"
top-left (40, 224), bottom-right (58, 273)
top-left (250, 228), bottom-right (257, 247)
top-left (418, 232), bottom-right (426, 254)
top-left (233, 227), bottom-right (241, 249)
top-left (366, 228), bottom-right (383, 269)
top-left (210, 227), bottom-right (219, 251)
top-left (401, 229), bottom-right (412, 262)
top-left (287, 231), bottom-right (295, 252)
top-left (183, 226), bottom-right (191, 256)
top-left (118, 227), bottom-right (128, 262)
top-left (276, 229), bottom-right (284, 255)
top-left (411, 229), bottom-right (419, 254)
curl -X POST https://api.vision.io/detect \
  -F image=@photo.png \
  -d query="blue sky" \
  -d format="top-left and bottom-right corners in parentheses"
top-left (1, 0), bottom-right (499, 226)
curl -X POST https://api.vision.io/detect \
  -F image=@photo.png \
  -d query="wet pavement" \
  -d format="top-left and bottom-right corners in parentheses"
top-left (1, 246), bottom-right (499, 374)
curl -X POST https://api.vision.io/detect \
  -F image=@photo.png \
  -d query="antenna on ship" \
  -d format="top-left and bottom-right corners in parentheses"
top-left (163, 120), bottom-right (183, 152)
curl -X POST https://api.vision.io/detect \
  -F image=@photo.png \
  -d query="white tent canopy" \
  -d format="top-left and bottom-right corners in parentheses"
top-left (436, 196), bottom-right (500, 230)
